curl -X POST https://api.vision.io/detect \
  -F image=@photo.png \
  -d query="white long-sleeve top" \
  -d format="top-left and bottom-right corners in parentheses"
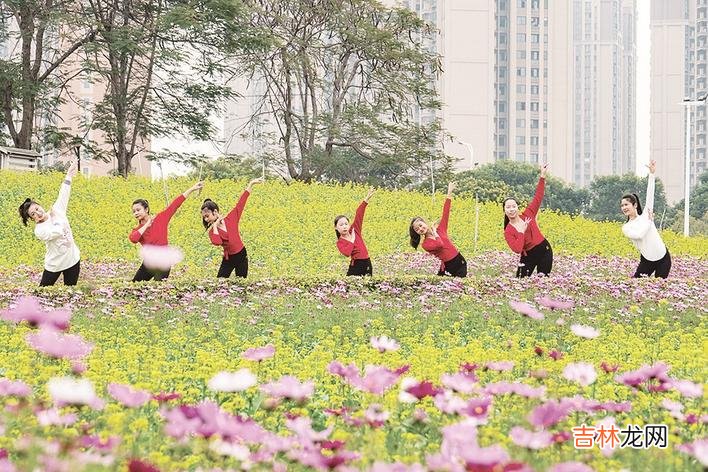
top-left (34, 178), bottom-right (81, 272)
top-left (622, 173), bottom-right (667, 261)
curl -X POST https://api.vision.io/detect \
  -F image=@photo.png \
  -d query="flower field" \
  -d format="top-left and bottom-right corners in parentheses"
top-left (0, 171), bottom-right (706, 471)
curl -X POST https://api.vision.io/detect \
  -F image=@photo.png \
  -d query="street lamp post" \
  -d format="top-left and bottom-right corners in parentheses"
top-left (681, 95), bottom-right (707, 237)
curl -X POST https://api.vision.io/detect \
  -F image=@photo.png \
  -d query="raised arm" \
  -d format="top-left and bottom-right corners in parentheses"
top-left (52, 162), bottom-right (78, 215)
top-left (526, 177), bottom-right (546, 217)
top-left (438, 183), bottom-right (455, 234)
top-left (226, 178), bottom-right (263, 220)
top-left (645, 160), bottom-right (656, 212)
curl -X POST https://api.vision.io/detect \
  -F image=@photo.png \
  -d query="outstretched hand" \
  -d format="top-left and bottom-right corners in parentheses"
top-left (67, 161), bottom-right (78, 179)
top-left (246, 177), bottom-right (264, 192)
top-left (364, 187), bottom-right (375, 203)
top-left (540, 163), bottom-right (548, 178)
top-left (447, 181), bottom-right (456, 197)
top-left (647, 160), bottom-right (656, 174)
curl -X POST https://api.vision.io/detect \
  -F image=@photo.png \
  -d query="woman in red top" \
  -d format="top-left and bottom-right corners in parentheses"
top-left (129, 181), bottom-right (204, 282)
top-left (200, 177), bottom-right (263, 278)
top-left (335, 187), bottom-right (375, 276)
top-left (503, 163), bottom-right (553, 277)
top-left (409, 182), bottom-right (467, 277)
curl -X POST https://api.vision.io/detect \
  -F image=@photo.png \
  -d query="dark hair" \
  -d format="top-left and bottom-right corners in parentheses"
top-left (409, 217), bottom-right (423, 249)
top-left (502, 197), bottom-right (517, 228)
top-left (18, 198), bottom-right (36, 226)
top-left (132, 199), bottom-right (149, 214)
top-left (621, 193), bottom-right (642, 221)
top-left (201, 199), bottom-right (219, 229)
top-left (334, 215), bottom-right (348, 238)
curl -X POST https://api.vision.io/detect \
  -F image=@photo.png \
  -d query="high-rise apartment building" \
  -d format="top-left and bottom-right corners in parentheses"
top-left (651, 0), bottom-right (707, 203)
top-left (570, 0), bottom-right (637, 186)
top-left (493, 0), bottom-right (575, 182)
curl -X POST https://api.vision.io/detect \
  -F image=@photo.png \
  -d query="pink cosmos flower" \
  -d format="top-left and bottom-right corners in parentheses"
top-left (434, 391), bottom-right (467, 415)
top-left (26, 328), bottom-right (93, 360)
top-left (615, 362), bottom-right (671, 391)
top-left (207, 369), bottom-right (257, 392)
top-left (285, 416), bottom-right (332, 443)
top-left (107, 383), bottom-right (151, 408)
top-left (549, 462), bottom-right (594, 472)
top-left (364, 404), bottom-right (390, 427)
top-left (0, 296), bottom-right (71, 331)
top-left (47, 377), bottom-right (104, 409)
top-left (563, 362), bottom-right (597, 387)
top-left (510, 426), bottom-right (553, 449)
top-left (36, 408), bottom-right (78, 426)
top-left (459, 444), bottom-right (510, 468)
top-left (485, 360), bottom-right (515, 372)
top-left (403, 380), bottom-right (442, 400)
top-left (128, 459), bottom-right (161, 472)
top-left (370, 335), bottom-right (400, 353)
top-left (139, 244), bottom-right (184, 272)
top-left (461, 396), bottom-right (492, 421)
top-left (0, 378), bottom-right (31, 398)
top-left (79, 435), bottom-right (121, 452)
top-left (260, 375), bottom-right (314, 402)
top-left (528, 400), bottom-right (570, 428)
top-left (570, 324), bottom-right (600, 339)
top-left (600, 361), bottom-right (619, 373)
top-left (289, 449), bottom-right (360, 470)
top-left (152, 392), bottom-right (181, 403)
top-left (440, 419), bottom-right (479, 458)
top-left (549, 349), bottom-right (564, 361)
top-left (677, 438), bottom-right (708, 466)
top-left (536, 296), bottom-right (575, 310)
top-left (328, 362), bottom-right (404, 395)
top-left (441, 372), bottom-right (478, 394)
top-left (0, 457), bottom-right (15, 472)
top-left (672, 379), bottom-right (703, 398)
top-left (509, 300), bottom-right (544, 320)
top-left (242, 344), bottom-right (275, 361)
top-left (552, 431), bottom-right (572, 444)
top-left (209, 439), bottom-right (250, 460)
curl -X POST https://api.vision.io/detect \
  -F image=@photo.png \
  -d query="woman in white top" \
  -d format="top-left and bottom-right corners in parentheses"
top-left (18, 162), bottom-right (81, 286)
top-left (620, 160), bottom-right (671, 278)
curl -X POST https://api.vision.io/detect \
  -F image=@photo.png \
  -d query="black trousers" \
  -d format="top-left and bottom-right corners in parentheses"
top-left (347, 258), bottom-right (373, 276)
top-left (633, 249), bottom-right (671, 279)
top-left (516, 239), bottom-right (553, 278)
top-left (217, 247), bottom-right (248, 278)
top-left (132, 263), bottom-right (171, 282)
top-left (437, 252), bottom-right (467, 277)
top-left (40, 260), bottom-right (80, 287)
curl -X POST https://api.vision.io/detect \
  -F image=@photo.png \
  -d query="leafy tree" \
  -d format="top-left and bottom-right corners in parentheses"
top-left (185, 154), bottom-right (266, 180)
top-left (587, 174), bottom-right (672, 223)
top-left (75, 0), bottom-right (266, 177)
top-left (425, 161), bottom-right (590, 214)
top-left (236, 0), bottom-right (451, 185)
top-left (0, 0), bottom-right (96, 150)
top-left (672, 169), bottom-right (708, 219)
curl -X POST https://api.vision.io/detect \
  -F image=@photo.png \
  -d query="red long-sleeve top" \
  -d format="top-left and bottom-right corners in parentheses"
top-left (208, 190), bottom-right (250, 259)
top-left (422, 198), bottom-right (460, 270)
top-left (336, 201), bottom-right (370, 261)
top-left (504, 177), bottom-right (547, 255)
top-left (129, 194), bottom-right (186, 246)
